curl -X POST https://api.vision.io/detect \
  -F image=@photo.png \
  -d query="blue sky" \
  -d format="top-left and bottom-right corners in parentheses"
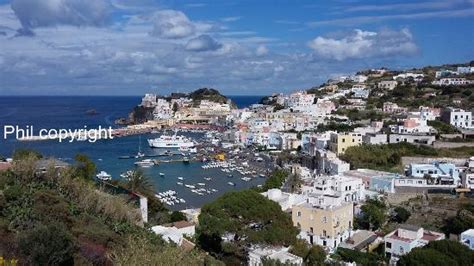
top-left (0, 0), bottom-right (473, 95)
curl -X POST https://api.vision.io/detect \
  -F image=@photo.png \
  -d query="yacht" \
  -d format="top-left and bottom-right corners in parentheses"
top-left (134, 159), bottom-right (154, 167)
top-left (227, 182), bottom-right (236, 186)
top-left (148, 134), bottom-right (195, 149)
top-left (159, 172), bottom-right (165, 177)
top-left (96, 171), bottom-right (112, 181)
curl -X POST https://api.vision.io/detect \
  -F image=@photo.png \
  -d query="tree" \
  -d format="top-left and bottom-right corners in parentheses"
top-left (198, 190), bottom-right (298, 258)
top-left (73, 154), bottom-right (96, 180)
top-left (124, 169), bottom-right (154, 195)
top-left (355, 198), bottom-right (387, 230)
top-left (398, 240), bottom-right (474, 266)
top-left (305, 245), bottom-right (326, 265)
top-left (443, 204), bottom-right (474, 236)
top-left (392, 206), bottom-right (411, 223)
top-left (170, 211), bottom-right (187, 222)
top-left (262, 170), bottom-right (288, 191)
top-left (18, 223), bottom-right (75, 265)
top-left (172, 102), bottom-right (179, 113)
top-left (12, 149), bottom-right (42, 161)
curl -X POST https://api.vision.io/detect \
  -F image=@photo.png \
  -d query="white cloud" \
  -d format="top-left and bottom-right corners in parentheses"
top-left (11, 0), bottom-right (110, 32)
top-left (185, 34), bottom-right (222, 52)
top-left (308, 28), bottom-right (418, 61)
top-left (221, 16), bottom-right (241, 22)
top-left (256, 45), bottom-right (268, 56)
top-left (150, 10), bottom-right (196, 39)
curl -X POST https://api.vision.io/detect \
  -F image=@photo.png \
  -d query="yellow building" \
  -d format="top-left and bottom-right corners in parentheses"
top-left (215, 153), bottom-right (225, 161)
top-left (329, 132), bottom-right (362, 155)
top-left (292, 202), bottom-right (353, 250)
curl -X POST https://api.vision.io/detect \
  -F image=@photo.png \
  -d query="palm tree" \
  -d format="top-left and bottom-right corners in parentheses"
top-left (125, 169), bottom-right (154, 195)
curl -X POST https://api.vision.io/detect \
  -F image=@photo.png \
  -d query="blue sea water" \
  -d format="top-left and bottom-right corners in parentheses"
top-left (0, 95), bottom-right (263, 209)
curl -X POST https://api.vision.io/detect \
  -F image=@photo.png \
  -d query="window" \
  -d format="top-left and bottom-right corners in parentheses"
top-left (310, 227), bottom-right (314, 233)
top-left (323, 230), bottom-right (327, 237)
top-left (386, 242), bottom-right (392, 248)
top-left (297, 211), bottom-right (301, 217)
top-left (342, 138), bottom-right (346, 143)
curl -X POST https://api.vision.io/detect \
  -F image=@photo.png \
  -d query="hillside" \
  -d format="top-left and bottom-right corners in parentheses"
top-left (0, 151), bottom-right (218, 265)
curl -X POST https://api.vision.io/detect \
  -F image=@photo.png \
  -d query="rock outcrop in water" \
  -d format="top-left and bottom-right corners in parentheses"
top-left (117, 88), bottom-right (234, 125)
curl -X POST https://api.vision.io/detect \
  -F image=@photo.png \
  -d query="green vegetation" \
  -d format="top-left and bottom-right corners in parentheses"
top-left (428, 120), bottom-right (460, 134)
top-left (0, 151), bottom-right (213, 265)
top-left (289, 240), bottom-right (326, 265)
top-left (335, 109), bottom-right (387, 122)
top-left (392, 206), bottom-right (411, 224)
top-left (316, 122), bottom-right (359, 133)
top-left (170, 211), bottom-right (187, 223)
top-left (342, 142), bottom-right (474, 172)
top-left (12, 149), bottom-right (42, 161)
top-left (260, 169), bottom-right (288, 191)
top-left (197, 190), bottom-right (298, 263)
top-left (398, 240), bottom-right (474, 266)
top-left (355, 198), bottom-right (387, 231)
top-left (443, 203), bottom-right (474, 236)
top-left (73, 153), bottom-right (97, 180)
top-left (334, 247), bottom-right (386, 265)
top-left (189, 88), bottom-right (231, 106)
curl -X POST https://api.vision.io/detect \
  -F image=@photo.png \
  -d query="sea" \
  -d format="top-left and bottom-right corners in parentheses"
top-left (0, 95), bottom-right (263, 210)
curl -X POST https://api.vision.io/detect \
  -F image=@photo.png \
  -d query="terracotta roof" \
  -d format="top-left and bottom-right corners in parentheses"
top-left (0, 162), bottom-right (11, 171)
top-left (172, 220), bottom-right (194, 229)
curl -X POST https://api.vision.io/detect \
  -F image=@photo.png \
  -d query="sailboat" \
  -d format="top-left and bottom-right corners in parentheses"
top-left (135, 135), bottom-right (145, 158)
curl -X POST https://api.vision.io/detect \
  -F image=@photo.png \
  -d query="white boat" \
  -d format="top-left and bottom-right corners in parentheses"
top-left (241, 177), bottom-right (251, 182)
top-left (227, 182), bottom-right (236, 186)
top-left (185, 184), bottom-right (196, 189)
top-left (148, 134), bottom-right (195, 149)
top-left (204, 177), bottom-right (212, 181)
top-left (120, 170), bottom-right (133, 179)
top-left (177, 182), bottom-right (183, 185)
top-left (197, 183), bottom-right (206, 186)
top-left (159, 172), bottom-right (165, 176)
top-left (134, 159), bottom-right (154, 167)
top-left (177, 177), bottom-right (184, 180)
top-left (96, 171), bottom-right (112, 181)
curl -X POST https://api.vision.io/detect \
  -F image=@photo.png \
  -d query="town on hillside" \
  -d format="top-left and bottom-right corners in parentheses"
top-left (1, 62), bottom-right (474, 265)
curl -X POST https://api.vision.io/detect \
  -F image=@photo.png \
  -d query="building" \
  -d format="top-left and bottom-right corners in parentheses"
top-left (435, 70), bottom-right (458, 78)
top-left (339, 230), bottom-right (381, 252)
top-left (390, 116), bottom-right (435, 134)
top-left (314, 149), bottom-right (350, 176)
top-left (384, 225), bottom-right (444, 260)
top-left (302, 175), bottom-right (365, 203)
top-left (329, 132), bottom-right (362, 155)
top-left (292, 201), bottom-right (353, 250)
top-left (441, 107), bottom-right (473, 129)
top-left (457, 66), bottom-right (474, 74)
top-left (393, 73), bottom-right (424, 81)
top-left (460, 229), bottom-right (474, 250)
top-left (406, 162), bottom-right (460, 185)
top-left (383, 102), bottom-right (407, 114)
top-left (248, 246), bottom-right (303, 266)
top-left (377, 80), bottom-right (398, 90)
top-left (151, 221), bottom-right (196, 246)
top-left (433, 78), bottom-right (473, 86)
top-left (362, 133), bottom-right (387, 145)
top-left (388, 134), bottom-right (436, 145)
top-left (262, 189), bottom-right (307, 211)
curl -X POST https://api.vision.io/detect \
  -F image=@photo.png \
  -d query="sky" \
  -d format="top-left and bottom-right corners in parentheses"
top-left (0, 0), bottom-right (473, 96)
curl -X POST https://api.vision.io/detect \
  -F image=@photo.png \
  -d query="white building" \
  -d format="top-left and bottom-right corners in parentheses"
top-left (457, 66), bottom-right (474, 74)
top-left (151, 221), bottom-right (195, 246)
top-left (248, 246), bottom-right (303, 266)
top-left (350, 75), bottom-right (368, 83)
top-left (393, 73), bottom-right (424, 81)
top-left (153, 98), bottom-right (172, 120)
top-left (460, 229), bottom-right (474, 250)
top-left (378, 80), bottom-right (398, 90)
top-left (433, 78), bottom-right (473, 86)
top-left (285, 91), bottom-right (315, 109)
top-left (441, 107), bottom-right (473, 129)
top-left (261, 189), bottom-right (307, 211)
top-left (302, 175), bottom-right (365, 204)
top-left (384, 225), bottom-right (444, 260)
top-left (362, 133), bottom-right (388, 145)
